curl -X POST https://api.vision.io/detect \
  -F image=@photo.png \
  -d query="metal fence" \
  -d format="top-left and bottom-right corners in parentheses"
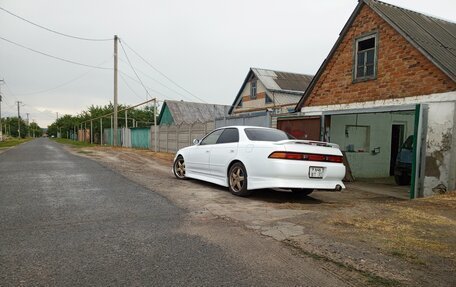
top-left (131, 128), bottom-right (150, 149)
top-left (80, 112), bottom-right (270, 153)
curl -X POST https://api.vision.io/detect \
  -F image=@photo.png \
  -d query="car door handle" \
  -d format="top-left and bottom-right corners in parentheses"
top-left (230, 150), bottom-right (235, 153)
top-left (206, 150), bottom-right (210, 153)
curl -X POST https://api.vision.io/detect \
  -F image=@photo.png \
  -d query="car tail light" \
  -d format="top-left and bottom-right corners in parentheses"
top-left (268, 152), bottom-right (343, 163)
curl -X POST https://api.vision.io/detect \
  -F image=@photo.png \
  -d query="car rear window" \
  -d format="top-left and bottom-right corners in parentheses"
top-left (244, 128), bottom-right (294, 142)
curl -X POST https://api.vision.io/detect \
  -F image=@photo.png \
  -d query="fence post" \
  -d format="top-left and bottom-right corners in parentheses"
top-left (189, 124), bottom-right (192, 146)
top-left (165, 125), bottom-right (169, 152)
top-left (100, 118), bottom-right (103, 145)
top-left (176, 124), bottom-right (179, 151)
top-left (90, 120), bottom-right (93, 144)
top-left (110, 115), bottom-right (113, 146)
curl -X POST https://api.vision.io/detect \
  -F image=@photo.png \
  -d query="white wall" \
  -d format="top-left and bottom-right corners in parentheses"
top-left (330, 112), bottom-right (415, 178)
top-left (423, 102), bottom-right (456, 196)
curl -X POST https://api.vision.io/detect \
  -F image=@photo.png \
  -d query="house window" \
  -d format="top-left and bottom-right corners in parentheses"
top-left (237, 98), bottom-right (243, 107)
top-left (265, 95), bottom-right (273, 104)
top-left (250, 81), bottom-right (257, 99)
top-left (354, 33), bottom-right (377, 81)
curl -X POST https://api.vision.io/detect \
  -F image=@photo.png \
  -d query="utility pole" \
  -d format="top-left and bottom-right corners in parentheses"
top-left (16, 101), bottom-right (22, 138)
top-left (26, 113), bottom-right (30, 137)
top-left (113, 35), bottom-right (119, 146)
top-left (56, 112), bottom-right (59, 138)
top-left (0, 79), bottom-right (4, 141)
top-left (110, 115), bottom-right (113, 146)
top-left (153, 99), bottom-right (157, 152)
top-left (100, 118), bottom-right (103, 145)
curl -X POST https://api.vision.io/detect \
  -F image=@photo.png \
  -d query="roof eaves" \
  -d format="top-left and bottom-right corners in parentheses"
top-left (268, 89), bottom-right (304, 95)
top-left (157, 101), bottom-right (168, 125)
top-left (365, 0), bottom-right (456, 81)
top-left (295, 0), bottom-right (365, 111)
top-left (228, 68), bottom-right (254, 114)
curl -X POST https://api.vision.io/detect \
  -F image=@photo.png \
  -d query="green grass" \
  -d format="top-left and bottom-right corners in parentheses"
top-left (52, 138), bottom-right (97, 148)
top-left (0, 138), bottom-right (32, 149)
top-left (283, 239), bottom-right (403, 287)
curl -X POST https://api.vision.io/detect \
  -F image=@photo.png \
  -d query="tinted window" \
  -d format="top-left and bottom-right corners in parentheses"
top-left (244, 128), bottom-right (294, 142)
top-left (217, 128), bottom-right (239, 144)
top-left (200, 129), bottom-right (224, 145)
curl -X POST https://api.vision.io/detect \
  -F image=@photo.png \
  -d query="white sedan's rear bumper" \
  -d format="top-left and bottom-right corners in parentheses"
top-left (247, 159), bottom-right (346, 191)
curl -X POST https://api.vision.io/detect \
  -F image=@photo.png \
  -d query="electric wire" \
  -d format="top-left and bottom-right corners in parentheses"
top-left (118, 70), bottom-right (168, 100)
top-left (0, 36), bottom-right (112, 70)
top-left (12, 58), bottom-right (112, 96)
top-left (118, 57), bottom-right (195, 103)
top-left (119, 73), bottom-right (147, 102)
top-left (118, 39), bottom-right (151, 100)
top-left (119, 38), bottom-right (207, 103)
top-left (0, 6), bottom-right (112, 42)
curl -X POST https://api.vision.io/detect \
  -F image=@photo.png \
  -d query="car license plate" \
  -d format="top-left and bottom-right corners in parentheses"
top-left (309, 167), bottom-right (324, 178)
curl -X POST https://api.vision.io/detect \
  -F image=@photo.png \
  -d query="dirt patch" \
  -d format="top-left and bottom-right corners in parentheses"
top-left (68, 145), bottom-right (456, 287)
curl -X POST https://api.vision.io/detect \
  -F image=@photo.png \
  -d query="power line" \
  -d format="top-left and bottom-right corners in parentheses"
top-left (118, 57), bottom-right (196, 102)
top-left (119, 38), bottom-right (207, 103)
top-left (118, 39), bottom-right (151, 99)
top-left (119, 73), bottom-right (147, 101)
top-left (0, 6), bottom-right (112, 42)
top-left (12, 58), bottom-right (112, 96)
top-left (0, 36), bottom-right (112, 70)
top-left (118, 70), bottom-right (169, 100)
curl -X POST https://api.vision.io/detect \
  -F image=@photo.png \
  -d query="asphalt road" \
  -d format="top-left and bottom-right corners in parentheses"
top-left (0, 139), bottom-right (347, 286)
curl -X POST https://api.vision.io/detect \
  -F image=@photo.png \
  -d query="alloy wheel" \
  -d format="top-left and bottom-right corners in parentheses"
top-left (174, 157), bottom-right (186, 179)
top-left (230, 166), bottom-right (245, 192)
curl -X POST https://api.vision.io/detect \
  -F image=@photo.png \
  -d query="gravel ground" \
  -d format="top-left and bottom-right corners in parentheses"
top-left (70, 144), bottom-right (456, 287)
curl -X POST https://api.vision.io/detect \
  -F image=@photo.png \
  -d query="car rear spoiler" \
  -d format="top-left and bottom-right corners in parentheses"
top-left (273, 140), bottom-right (340, 149)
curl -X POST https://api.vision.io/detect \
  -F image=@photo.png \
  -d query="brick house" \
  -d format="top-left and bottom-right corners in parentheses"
top-left (291, 0), bottom-right (456, 198)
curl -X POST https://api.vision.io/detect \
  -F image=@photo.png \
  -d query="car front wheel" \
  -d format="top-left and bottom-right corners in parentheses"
top-left (173, 156), bottom-right (186, 179)
top-left (228, 163), bottom-right (252, 197)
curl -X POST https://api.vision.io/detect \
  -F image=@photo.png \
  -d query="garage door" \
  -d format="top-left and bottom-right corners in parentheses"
top-left (277, 117), bottom-right (321, 140)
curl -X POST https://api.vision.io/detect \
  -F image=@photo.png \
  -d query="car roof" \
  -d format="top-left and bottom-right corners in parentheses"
top-left (218, 126), bottom-right (274, 130)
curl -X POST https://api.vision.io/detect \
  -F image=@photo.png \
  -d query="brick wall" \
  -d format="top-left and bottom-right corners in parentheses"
top-left (304, 4), bottom-right (456, 107)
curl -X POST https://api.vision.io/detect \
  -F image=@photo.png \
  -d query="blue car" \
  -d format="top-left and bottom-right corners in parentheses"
top-left (394, 135), bottom-right (413, 185)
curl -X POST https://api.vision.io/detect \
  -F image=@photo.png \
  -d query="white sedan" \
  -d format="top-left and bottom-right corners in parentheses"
top-left (173, 126), bottom-right (345, 197)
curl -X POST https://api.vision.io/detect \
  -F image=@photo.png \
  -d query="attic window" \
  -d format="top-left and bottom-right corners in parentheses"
top-left (250, 81), bottom-right (257, 99)
top-left (237, 98), bottom-right (243, 107)
top-left (265, 95), bottom-right (273, 104)
top-left (354, 33), bottom-right (377, 81)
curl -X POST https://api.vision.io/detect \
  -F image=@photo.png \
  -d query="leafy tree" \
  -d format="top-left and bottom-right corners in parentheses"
top-left (1, 117), bottom-right (27, 138)
top-left (47, 103), bottom-right (156, 143)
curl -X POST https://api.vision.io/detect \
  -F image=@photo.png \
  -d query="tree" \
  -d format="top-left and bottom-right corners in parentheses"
top-left (2, 117), bottom-right (27, 138)
top-left (47, 103), bottom-right (156, 142)
top-left (29, 122), bottom-right (43, 137)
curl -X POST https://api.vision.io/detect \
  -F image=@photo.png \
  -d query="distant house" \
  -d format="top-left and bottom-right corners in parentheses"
top-left (157, 100), bottom-right (230, 125)
top-left (228, 68), bottom-right (313, 115)
top-left (289, 0), bottom-right (456, 198)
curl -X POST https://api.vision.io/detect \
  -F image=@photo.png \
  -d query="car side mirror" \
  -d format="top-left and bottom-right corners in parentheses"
top-left (193, 139), bottom-right (200, 145)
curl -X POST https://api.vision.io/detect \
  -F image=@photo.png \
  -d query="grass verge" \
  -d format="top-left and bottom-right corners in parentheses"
top-left (52, 138), bottom-right (97, 148)
top-left (0, 137), bottom-right (32, 149)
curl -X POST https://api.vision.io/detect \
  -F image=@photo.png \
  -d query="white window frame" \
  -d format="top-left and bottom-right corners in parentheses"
top-left (250, 81), bottom-right (257, 99)
top-left (353, 32), bottom-right (378, 82)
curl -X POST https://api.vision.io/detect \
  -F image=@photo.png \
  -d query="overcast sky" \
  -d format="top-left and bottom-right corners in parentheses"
top-left (1, 0), bottom-right (455, 127)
